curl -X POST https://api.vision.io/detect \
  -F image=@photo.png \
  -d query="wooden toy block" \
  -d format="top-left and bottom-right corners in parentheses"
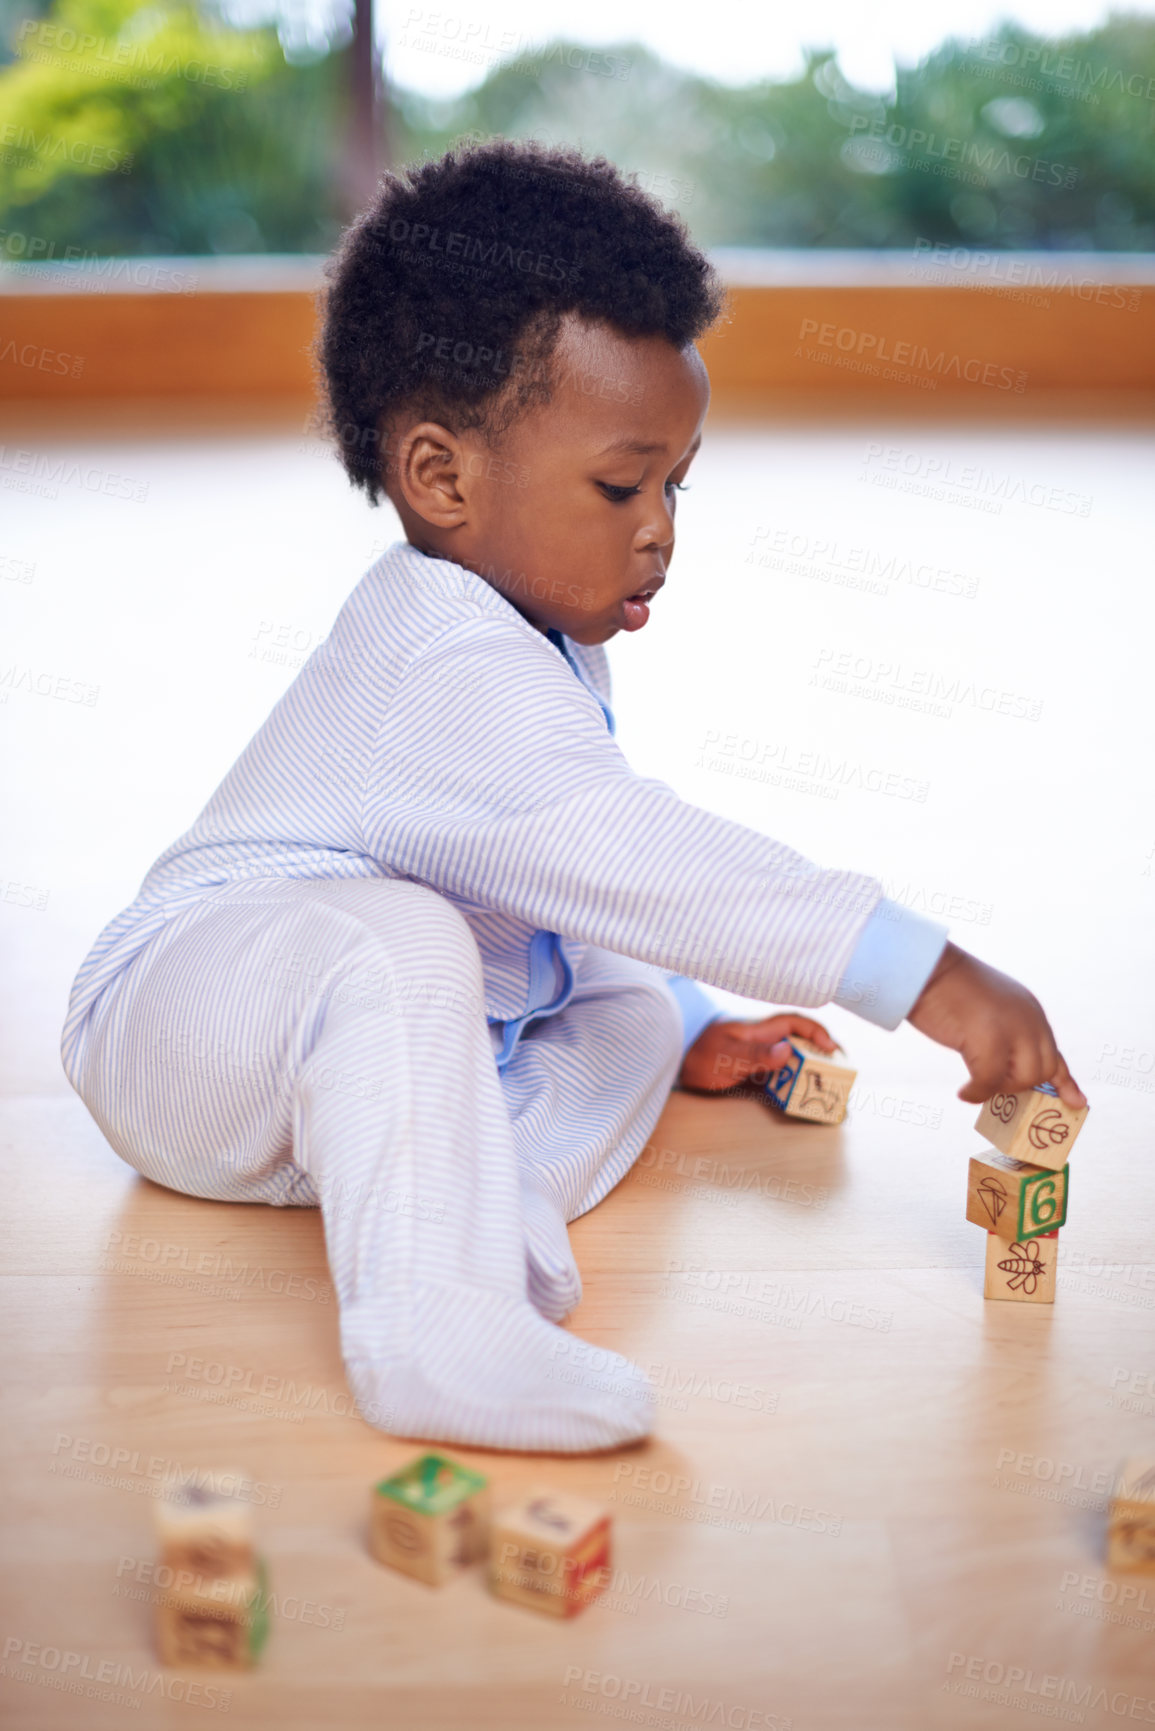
top-left (155, 1559), bottom-right (269, 1669)
top-left (966, 1150), bottom-right (1069, 1241)
top-left (369, 1453), bottom-right (488, 1587)
top-left (1108, 1460), bottom-right (1155, 1571)
top-left (764, 1038), bottom-right (856, 1125)
top-left (983, 1228), bottom-right (1058, 1303)
top-left (154, 1472), bottom-right (269, 1669)
top-left (974, 1082), bottom-right (1087, 1169)
top-left (489, 1487), bottom-right (611, 1618)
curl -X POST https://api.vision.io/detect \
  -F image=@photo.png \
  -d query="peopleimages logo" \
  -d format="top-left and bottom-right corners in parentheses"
top-left (845, 115), bottom-right (1079, 186)
top-left (2, 1635), bottom-right (230, 1712)
top-left (944, 1652), bottom-right (1155, 1720)
top-left (798, 317), bottom-right (1028, 391)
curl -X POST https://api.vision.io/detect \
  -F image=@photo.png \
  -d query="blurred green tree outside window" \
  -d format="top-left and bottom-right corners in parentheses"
top-left (0, 0), bottom-right (1152, 256)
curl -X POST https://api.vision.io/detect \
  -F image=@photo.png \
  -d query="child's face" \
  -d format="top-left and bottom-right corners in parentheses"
top-left (390, 314), bottom-right (710, 646)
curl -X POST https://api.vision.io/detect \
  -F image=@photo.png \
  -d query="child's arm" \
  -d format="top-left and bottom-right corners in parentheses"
top-left (676, 946), bottom-right (1087, 1109)
top-left (364, 617), bottom-right (1076, 1106)
top-left (365, 617), bottom-right (900, 1012)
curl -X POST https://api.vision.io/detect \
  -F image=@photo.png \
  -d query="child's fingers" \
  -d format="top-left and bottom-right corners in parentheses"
top-left (957, 1038), bottom-right (1087, 1109)
top-left (784, 1015), bottom-right (839, 1051)
top-left (957, 1072), bottom-right (1004, 1106)
top-left (955, 1032), bottom-right (1029, 1103)
top-left (955, 1017), bottom-right (1018, 1100)
top-left (1050, 1053), bottom-right (1087, 1111)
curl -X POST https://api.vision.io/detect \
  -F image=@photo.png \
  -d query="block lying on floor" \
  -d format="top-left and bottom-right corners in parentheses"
top-left (154, 1471), bottom-right (269, 1668)
top-left (489, 1487), bottom-right (611, 1617)
top-left (369, 1453), bottom-right (489, 1586)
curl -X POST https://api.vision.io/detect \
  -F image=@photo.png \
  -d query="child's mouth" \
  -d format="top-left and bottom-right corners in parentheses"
top-left (621, 578), bottom-right (664, 632)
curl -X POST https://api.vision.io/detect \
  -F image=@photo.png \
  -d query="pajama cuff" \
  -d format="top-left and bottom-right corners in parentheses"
top-left (831, 897), bottom-right (951, 1031)
top-left (664, 973), bottom-right (727, 1056)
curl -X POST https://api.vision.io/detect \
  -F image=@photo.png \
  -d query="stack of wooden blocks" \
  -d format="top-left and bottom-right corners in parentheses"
top-left (154, 1471), bottom-right (269, 1668)
top-left (966, 1082), bottom-right (1089, 1303)
top-left (370, 1452), bottom-right (611, 1617)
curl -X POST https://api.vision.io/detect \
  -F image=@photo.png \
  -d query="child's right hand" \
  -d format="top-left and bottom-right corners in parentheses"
top-left (906, 941), bottom-right (1087, 1110)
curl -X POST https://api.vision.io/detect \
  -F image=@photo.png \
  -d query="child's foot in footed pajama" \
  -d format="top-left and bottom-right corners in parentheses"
top-left (340, 1277), bottom-right (654, 1452)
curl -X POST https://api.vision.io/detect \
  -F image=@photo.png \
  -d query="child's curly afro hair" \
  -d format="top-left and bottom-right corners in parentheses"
top-left (315, 137), bottom-right (726, 506)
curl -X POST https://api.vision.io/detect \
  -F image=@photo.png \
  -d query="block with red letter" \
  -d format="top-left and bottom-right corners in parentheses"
top-left (974, 1083), bottom-right (1087, 1170)
top-left (489, 1487), bottom-right (611, 1617)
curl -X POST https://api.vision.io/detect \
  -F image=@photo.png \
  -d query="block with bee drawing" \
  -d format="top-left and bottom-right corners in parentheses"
top-left (763, 1038), bottom-right (856, 1126)
top-left (154, 1471), bottom-right (269, 1669)
top-left (1108, 1460), bottom-right (1155, 1571)
top-left (489, 1487), bottom-right (611, 1618)
top-left (974, 1083), bottom-right (1087, 1170)
top-left (966, 1150), bottom-right (1069, 1242)
top-left (983, 1228), bottom-right (1058, 1304)
top-left (369, 1453), bottom-right (488, 1587)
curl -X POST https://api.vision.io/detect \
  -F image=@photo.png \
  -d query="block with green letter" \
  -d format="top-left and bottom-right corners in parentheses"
top-left (369, 1453), bottom-right (488, 1586)
top-left (154, 1471), bottom-right (270, 1668)
top-left (965, 1150), bottom-right (1069, 1242)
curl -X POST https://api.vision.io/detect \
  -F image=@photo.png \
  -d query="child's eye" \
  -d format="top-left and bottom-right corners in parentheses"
top-left (597, 481), bottom-right (691, 503)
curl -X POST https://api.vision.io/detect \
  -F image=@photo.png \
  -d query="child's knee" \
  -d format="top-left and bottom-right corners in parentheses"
top-left (304, 879), bottom-right (485, 992)
top-left (386, 883), bottom-right (486, 995)
top-left (320, 883), bottom-right (487, 1029)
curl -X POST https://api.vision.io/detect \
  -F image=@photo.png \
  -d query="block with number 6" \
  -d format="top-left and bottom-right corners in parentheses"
top-left (965, 1151), bottom-right (1069, 1241)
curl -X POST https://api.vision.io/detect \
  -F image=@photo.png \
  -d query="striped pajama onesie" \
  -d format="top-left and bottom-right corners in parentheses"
top-left (60, 540), bottom-right (948, 1452)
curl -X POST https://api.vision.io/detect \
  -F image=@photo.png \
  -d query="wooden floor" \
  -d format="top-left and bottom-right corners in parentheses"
top-left (2, 395), bottom-right (1153, 1730)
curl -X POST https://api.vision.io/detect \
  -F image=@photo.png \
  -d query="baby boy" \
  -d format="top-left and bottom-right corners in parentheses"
top-left (61, 138), bottom-right (1084, 1455)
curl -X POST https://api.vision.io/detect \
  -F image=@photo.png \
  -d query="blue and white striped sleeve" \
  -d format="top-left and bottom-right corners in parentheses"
top-left (360, 616), bottom-right (941, 1016)
top-left (665, 894), bottom-right (949, 1050)
top-left (831, 897), bottom-right (950, 1030)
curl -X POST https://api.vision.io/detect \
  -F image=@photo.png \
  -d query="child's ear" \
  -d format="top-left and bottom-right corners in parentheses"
top-left (395, 421), bottom-right (471, 528)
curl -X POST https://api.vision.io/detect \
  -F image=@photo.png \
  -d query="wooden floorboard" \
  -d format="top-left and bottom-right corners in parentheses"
top-left (2, 404), bottom-right (1152, 1729)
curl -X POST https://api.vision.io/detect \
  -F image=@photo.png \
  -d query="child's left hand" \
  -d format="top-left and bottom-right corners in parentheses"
top-left (677, 1014), bottom-right (840, 1094)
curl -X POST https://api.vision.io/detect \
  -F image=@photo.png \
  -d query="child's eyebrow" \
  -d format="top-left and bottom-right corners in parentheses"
top-left (594, 435), bottom-right (703, 459)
